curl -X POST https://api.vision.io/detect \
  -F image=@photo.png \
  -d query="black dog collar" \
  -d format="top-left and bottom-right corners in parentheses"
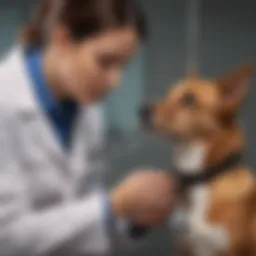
top-left (173, 151), bottom-right (244, 190)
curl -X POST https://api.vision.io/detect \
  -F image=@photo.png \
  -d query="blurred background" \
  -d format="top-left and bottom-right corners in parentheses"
top-left (1, 0), bottom-right (256, 255)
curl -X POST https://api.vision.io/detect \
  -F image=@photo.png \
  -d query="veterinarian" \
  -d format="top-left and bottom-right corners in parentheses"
top-left (0, 0), bottom-right (175, 255)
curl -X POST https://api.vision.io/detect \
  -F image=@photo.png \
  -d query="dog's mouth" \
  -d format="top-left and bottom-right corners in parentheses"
top-left (138, 104), bottom-right (187, 142)
top-left (170, 131), bottom-right (187, 143)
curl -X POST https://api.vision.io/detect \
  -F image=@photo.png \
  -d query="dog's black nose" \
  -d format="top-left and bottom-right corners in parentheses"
top-left (138, 104), bottom-right (153, 122)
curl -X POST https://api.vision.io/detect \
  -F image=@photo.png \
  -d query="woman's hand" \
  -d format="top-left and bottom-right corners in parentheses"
top-left (110, 169), bottom-right (176, 227)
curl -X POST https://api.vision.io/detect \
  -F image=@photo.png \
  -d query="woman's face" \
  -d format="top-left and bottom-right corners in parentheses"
top-left (53, 27), bottom-right (139, 104)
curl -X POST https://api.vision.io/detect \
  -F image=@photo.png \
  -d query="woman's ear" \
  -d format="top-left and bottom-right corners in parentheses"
top-left (50, 25), bottom-right (72, 48)
top-left (216, 62), bottom-right (254, 115)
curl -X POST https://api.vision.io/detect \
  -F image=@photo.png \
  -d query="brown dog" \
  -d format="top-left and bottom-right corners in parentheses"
top-left (140, 63), bottom-right (256, 256)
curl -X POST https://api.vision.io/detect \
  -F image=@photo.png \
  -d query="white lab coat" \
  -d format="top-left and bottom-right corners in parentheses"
top-left (0, 46), bottom-right (138, 256)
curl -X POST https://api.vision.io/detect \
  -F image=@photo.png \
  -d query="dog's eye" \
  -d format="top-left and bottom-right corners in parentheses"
top-left (180, 93), bottom-right (197, 107)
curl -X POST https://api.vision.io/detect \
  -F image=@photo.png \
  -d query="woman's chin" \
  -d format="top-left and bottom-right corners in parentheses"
top-left (75, 93), bottom-right (103, 105)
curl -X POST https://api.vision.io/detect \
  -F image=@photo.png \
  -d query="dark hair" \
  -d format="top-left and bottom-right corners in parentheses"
top-left (21, 0), bottom-right (147, 48)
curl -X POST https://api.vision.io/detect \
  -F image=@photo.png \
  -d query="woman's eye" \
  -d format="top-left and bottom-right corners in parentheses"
top-left (98, 57), bottom-right (114, 69)
top-left (98, 55), bottom-right (120, 69)
top-left (180, 92), bottom-right (197, 107)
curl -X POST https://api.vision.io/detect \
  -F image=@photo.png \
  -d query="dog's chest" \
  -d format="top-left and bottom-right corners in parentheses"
top-left (171, 186), bottom-right (228, 256)
top-left (172, 141), bottom-right (206, 174)
top-left (171, 142), bottom-right (228, 256)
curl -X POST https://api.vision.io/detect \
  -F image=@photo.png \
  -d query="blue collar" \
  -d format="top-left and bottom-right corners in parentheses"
top-left (25, 50), bottom-right (59, 110)
top-left (25, 49), bottom-right (79, 149)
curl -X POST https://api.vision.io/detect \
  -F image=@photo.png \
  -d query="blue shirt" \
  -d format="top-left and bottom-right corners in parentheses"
top-left (25, 50), bottom-right (78, 149)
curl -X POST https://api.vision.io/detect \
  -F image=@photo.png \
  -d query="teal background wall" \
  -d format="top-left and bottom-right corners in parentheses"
top-left (0, 3), bottom-right (23, 55)
top-left (104, 47), bottom-right (145, 134)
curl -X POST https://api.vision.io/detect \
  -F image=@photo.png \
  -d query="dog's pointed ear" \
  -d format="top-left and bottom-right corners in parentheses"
top-left (216, 62), bottom-right (253, 115)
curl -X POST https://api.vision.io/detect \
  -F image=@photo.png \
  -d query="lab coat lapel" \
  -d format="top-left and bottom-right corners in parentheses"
top-left (68, 109), bottom-right (93, 192)
top-left (69, 105), bottom-right (105, 196)
top-left (5, 46), bottom-right (68, 163)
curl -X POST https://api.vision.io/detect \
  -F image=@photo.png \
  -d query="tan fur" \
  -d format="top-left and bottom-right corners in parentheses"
top-left (148, 63), bottom-right (256, 255)
top-left (204, 129), bottom-right (256, 255)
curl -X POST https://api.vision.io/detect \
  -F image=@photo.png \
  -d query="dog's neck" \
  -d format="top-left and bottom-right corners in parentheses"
top-left (171, 127), bottom-right (244, 176)
top-left (172, 140), bottom-right (206, 174)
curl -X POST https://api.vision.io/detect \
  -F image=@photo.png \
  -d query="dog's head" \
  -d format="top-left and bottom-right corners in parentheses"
top-left (139, 63), bottom-right (253, 142)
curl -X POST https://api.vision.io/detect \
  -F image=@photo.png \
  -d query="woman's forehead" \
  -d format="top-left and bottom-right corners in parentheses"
top-left (90, 28), bottom-right (139, 53)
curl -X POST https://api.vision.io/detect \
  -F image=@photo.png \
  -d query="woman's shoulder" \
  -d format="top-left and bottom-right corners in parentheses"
top-left (0, 47), bottom-right (22, 104)
top-left (0, 46), bottom-right (37, 112)
top-left (0, 47), bottom-right (26, 126)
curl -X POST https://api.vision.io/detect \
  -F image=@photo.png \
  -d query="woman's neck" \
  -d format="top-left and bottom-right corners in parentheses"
top-left (42, 48), bottom-right (68, 101)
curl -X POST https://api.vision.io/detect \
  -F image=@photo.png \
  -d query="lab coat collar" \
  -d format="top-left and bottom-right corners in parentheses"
top-left (1, 45), bottom-right (40, 112)
top-left (25, 49), bottom-right (60, 112)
